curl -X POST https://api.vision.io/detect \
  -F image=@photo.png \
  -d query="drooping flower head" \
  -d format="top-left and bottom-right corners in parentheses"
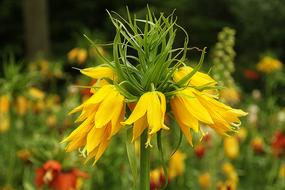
top-left (63, 8), bottom-right (247, 165)
top-left (63, 84), bottom-right (125, 164)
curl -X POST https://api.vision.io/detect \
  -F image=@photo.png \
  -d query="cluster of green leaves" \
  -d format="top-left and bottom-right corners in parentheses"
top-left (87, 8), bottom-right (210, 102)
top-left (0, 54), bottom-right (38, 96)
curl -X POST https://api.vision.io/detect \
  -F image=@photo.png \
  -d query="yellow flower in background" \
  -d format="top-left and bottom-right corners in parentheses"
top-left (251, 136), bottom-right (264, 154)
top-left (217, 181), bottom-right (237, 190)
top-left (198, 172), bottom-right (211, 189)
top-left (220, 87), bottom-right (240, 104)
top-left (0, 115), bottom-right (10, 133)
top-left (16, 96), bottom-right (29, 116)
top-left (47, 115), bottom-right (57, 128)
top-left (32, 100), bottom-right (45, 113)
top-left (39, 59), bottom-right (50, 76)
top-left (224, 137), bottom-right (239, 159)
top-left (68, 48), bottom-right (79, 61)
top-left (29, 87), bottom-right (45, 100)
top-left (218, 162), bottom-right (239, 190)
top-left (168, 151), bottom-right (186, 178)
top-left (77, 49), bottom-right (88, 64)
top-left (122, 91), bottom-right (169, 147)
top-left (0, 95), bottom-right (10, 133)
top-left (222, 162), bottom-right (238, 183)
top-left (279, 164), bottom-right (285, 178)
top-left (256, 56), bottom-right (283, 73)
top-left (17, 149), bottom-right (32, 162)
top-left (0, 95), bottom-right (10, 113)
top-left (150, 168), bottom-right (163, 186)
top-left (68, 48), bottom-right (88, 64)
top-left (63, 85), bottom-right (125, 164)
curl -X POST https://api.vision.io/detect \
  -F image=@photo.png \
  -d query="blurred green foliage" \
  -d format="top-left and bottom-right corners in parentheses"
top-left (1, 0), bottom-right (285, 64)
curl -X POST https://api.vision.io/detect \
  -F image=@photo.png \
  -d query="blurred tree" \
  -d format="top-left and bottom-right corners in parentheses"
top-left (23, 0), bottom-right (50, 58)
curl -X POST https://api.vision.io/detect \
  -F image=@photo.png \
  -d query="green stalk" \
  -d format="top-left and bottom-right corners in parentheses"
top-left (140, 129), bottom-right (150, 190)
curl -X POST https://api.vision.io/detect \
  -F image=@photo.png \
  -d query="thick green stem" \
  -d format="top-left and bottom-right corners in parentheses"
top-left (140, 129), bottom-right (150, 190)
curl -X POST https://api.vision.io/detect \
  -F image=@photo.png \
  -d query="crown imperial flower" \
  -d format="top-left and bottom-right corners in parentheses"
top-left (62, 8), bottom-right (247, 189)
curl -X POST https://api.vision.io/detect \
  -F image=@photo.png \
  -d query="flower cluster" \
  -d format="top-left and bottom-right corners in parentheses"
top-left (63, 10), bottom-right (247, 164)
top-left (211, 27), bottom-right (240, 104)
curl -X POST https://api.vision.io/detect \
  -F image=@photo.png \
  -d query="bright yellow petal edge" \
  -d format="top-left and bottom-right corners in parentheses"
top-left (121, 91), bottom-right (169, 147)
top-left (62, 84), bottom-right (125, 164)
top-left (173, 66), bottom-right (217, 87)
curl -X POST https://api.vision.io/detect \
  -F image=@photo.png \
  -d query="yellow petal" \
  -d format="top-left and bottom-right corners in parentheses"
top-left (157, 92), bottom-right (169, 130)
top-left (62, 117), bottom-right (93, 143)
top-left (147, 92), bottom-right (163, 134)
top-left (178, 89), bottom-right (213, 124)
top-left (94, 139), bottom-right (110, 165)
top-left (66, 137), bottom-right (86, 152)
top-left (173, 66), bottom-right (217, 86)
top-left (95, 90), bottom-right (118, 128)
top-left (85, 148), bottom-right (98, 164)
top-left (68, 104), bottom-right (84, 115)
top-left (170, 97), bottom-right (199, 132)
top-left (80, 66), bottom-right (115, 79)
top-left (86, 127), bottom-right (105, 153)
top-left (110, 103), bottom-right (125, 138)
top-left (179, 122), bottom-right (193, 146)
top-left (121, 93), bottom-right (148, 125)
top-left (132, 115), bottom-right (148, 142)
top-left (110, 94), bottom-right (125, 130)
top-left (85, 85), bottom-right (114, 105)
top-left (75, 104), bottom-right (98, 123)
top-left (94, 126), bottom-right (112, 163)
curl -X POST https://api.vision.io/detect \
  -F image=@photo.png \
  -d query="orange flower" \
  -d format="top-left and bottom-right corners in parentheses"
top-left (251, 137), bottom-right (264, 154)
top-left (271, 131), bottom-right (285, 157)
top-left (35, 160), bottom-right (88, 190)
top-left (195, 144), bottom-right (206, 159)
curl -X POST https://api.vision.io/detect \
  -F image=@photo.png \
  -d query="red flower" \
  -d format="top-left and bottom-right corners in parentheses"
top-left (35, 160), bottom-right (62, 187)
top-left (195, 144), bottom-right (206, 159)
top-left (271, 131), bottom-right (285, 157)
top-left (244, 69), bottom-right (259, 80)
top-left (35, 160), bottom-right (88, 190)
top-left (50, 169), bottom-right (89, 190)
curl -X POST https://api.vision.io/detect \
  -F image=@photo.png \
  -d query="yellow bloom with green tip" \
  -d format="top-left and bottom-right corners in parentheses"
top-left (63, 84), bottom-right (125, 164)
top-left (121, 91), bottom-right (169, 147)
top-left (62, 9), bottom-right (247, 174)
top-left (80, 66), bottom-right (115, 80)
top-left (171, 67), bottom-right (247, 145)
